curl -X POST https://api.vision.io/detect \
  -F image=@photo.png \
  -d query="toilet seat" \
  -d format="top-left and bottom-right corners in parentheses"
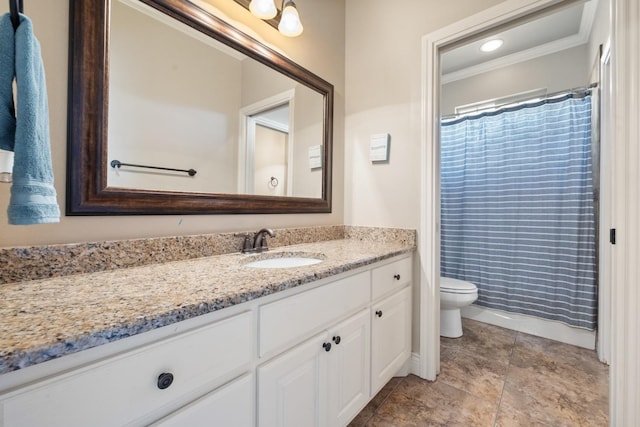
top-left (440, 277), bottom-right (477, 294)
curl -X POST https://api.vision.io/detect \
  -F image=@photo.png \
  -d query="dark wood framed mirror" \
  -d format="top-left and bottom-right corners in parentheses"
top-left (67, 0), bottom-right (333, 215)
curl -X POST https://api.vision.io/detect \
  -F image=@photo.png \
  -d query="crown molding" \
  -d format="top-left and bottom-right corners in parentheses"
top-left (442, 1), bottom-right (598, 85)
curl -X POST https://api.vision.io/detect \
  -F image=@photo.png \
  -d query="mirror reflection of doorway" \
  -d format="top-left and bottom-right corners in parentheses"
top-left (238, 90), bottom-right (295, 196)
top-left (246, 103), bottom-right (292, 196)
top-left (253, 119), bottom-right (288, 196)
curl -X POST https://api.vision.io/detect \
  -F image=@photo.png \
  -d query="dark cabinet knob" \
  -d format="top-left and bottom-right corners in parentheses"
top-left (332, 336), bottom-right (341, 345)
top-left (157, 372), bottom-right (174, 390)
top-left (375, 310), bottom-right (383, 318)
top-left (394, 274), bottom-right (401, 280)
top-left (323, 342), bottom-right (332, 352)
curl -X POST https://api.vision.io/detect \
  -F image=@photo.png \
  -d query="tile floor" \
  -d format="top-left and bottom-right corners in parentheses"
top-left (350, 318), bottom-right (609, 426)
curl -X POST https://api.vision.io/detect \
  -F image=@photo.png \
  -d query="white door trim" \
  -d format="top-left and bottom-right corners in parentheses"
top-left (610, 0), bottom-right (640, 424)
top-left (597, 40), bottom-right (612, 365)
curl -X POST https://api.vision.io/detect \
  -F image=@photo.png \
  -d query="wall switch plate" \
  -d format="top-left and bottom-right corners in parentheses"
top-left (308, 145), bottom-right (322, 169)
top-left (370, 133), bottom-right (390, 162)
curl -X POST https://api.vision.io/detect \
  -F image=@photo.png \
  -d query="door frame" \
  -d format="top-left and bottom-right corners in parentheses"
top-left (238, 89), bottom-right (295, 194)
top-left (597, 40), bottom-right (612, 364)
top-left (419, 0), bottom-right (593, 380)
top-left (246, 116), bottom-right (290, 195)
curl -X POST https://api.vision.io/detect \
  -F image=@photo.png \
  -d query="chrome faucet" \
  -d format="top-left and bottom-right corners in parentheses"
top-left (241, 228), bottom-right (276, 253)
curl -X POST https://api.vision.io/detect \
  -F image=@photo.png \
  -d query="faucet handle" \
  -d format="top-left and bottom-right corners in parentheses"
top-left (257, 235), bottom-right (269, 250)
top-left (234, 233), bottom-right (254, 253)
top-left (242, 235), bottom-right (253, 252)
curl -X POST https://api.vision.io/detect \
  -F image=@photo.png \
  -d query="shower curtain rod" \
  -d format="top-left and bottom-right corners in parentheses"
top-left (441, 83), bottom-right (598, 121)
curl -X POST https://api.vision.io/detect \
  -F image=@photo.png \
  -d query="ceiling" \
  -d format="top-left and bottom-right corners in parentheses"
top-left (441, 0), bottom-right (597, 83)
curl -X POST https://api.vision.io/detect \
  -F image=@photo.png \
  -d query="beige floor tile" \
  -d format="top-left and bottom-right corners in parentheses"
top-left (503, 333), bottom-right (609, 426)
top-left (351, 320), bottom-right (609, 427)
top-left (494, 406), bottom-right (553, 427)
top-left (349, 377), bottom-right (403, 427)
top-left (500, 378), bottom-right (607, 427)
top-left (440, 319), bottom-right (518, 361)
top-left (513, 332), bottom-right (608, 380)
top-left (368, 375), bottom-right (498, 426)
top-left (438, 345), bottom-right (509, 405)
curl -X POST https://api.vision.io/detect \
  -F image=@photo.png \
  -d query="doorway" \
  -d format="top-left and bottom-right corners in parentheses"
top-left (238, 90), bottom-right (295, 195)
top-left (419, 0), bottom-right (609, 380)
top-left (252, 118), bottom-right (289, 196)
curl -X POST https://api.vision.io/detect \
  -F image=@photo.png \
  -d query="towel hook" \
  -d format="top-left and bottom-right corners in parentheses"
top-left (9, 0), bottom-right (23, 31)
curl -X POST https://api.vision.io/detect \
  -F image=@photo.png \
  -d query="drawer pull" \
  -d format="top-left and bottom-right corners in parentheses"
top-left (394, 274), bottom-right (401, 280)
top-left (375, 310), bottom-right (383, 318)
top-left (332, 335), bottom-right (341, 345)
top-left (322, 342), bottom-right (332, 352)
top-left (157, 372), bottom-right (174, 390)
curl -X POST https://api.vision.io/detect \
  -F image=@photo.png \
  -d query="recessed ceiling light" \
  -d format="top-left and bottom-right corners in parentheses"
top-left (480, 39), bottom-right (504, 52)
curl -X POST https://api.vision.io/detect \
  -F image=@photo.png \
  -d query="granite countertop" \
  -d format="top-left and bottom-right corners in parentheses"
top-left (0, 238), bottom-right (414, 375)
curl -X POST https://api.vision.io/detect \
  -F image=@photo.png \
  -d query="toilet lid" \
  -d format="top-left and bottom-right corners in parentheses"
top-left (440, 277), bottom-right (477, 294)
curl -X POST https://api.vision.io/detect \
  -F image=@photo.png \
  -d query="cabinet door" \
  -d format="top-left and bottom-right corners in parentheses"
top-left (258, 332), bottom-right (330, 427)
top-left (151, 373), bottom-right (254, 427)
top-left (371, 286), bottom-right (412, 394)
top-left (326, 309), bottom-right (370, 427)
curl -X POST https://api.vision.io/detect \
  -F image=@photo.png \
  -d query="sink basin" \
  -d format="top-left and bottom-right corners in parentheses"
top-left (243, 253), bottom-right (323, 269)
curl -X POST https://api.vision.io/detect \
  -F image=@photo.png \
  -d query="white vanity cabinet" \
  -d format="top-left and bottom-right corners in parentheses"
top-left (258, 255), bottom-right (412, 427)
top-left (370, 255), bottom-right (413, 394)
top-left (0, 253), bottom-right (413, 427)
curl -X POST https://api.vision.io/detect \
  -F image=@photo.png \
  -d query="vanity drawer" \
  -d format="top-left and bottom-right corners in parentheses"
top-left (0, 311), bottom-right (253, 427)
top-left (151, 373), bottom-right (254, 427)
top-left (371, 256), bottom-right (412, 300)
top-left (259, 271), bottom-right (370, 357)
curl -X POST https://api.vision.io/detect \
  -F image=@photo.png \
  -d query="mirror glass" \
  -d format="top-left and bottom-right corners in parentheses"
top-left (67, 0), bottom-right (333, 215)
top-left (108, 0), bottom-right (323, 197)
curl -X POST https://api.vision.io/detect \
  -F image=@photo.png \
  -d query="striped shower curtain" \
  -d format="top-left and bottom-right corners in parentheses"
top-left (440, 95), bottom-right (596, 330)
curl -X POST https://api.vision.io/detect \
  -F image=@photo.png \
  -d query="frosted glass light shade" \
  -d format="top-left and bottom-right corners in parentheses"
top-left (249, 0), bottom-right (277, 19)
top-left (278, 1), bottom-right (303, 37)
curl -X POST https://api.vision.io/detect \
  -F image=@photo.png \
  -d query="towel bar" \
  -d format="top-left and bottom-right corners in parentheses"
top-left (110, 160), bottom-right (197, 177)
top-left (9, 0), bottom-right (23, 31)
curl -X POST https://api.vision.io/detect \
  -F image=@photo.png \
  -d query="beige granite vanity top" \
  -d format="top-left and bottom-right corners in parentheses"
top-left (0, 238), bottom-right (414, 375)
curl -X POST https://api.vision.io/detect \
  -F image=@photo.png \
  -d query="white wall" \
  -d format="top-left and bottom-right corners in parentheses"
top-left (441, 44), bottom-right (589, 115)
top-left (0, 0), bottom-right (345, 247)
top-left (344, 0), bottom-right (505, 229)
top-left (345, 0), bottom-right (506, 356)
top-left (588, 0), bottom-right (611, 75)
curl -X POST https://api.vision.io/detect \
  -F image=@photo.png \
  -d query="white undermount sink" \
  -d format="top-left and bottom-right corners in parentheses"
top-left (243, 254), bottom-right (323, 269)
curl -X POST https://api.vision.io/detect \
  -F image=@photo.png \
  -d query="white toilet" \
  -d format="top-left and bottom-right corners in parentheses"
top-left (440, 276), bottom-right (478, 338)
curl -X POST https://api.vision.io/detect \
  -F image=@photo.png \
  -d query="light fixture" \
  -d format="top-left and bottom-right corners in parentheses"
top-left (238, 0), bottom-right (304, 37)
top-left (249, 0), bottom-right (277, 20)
top-left (278, 1), bottom-right (303, 37)
top-left (480, 39), bottom-right (503, 52)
